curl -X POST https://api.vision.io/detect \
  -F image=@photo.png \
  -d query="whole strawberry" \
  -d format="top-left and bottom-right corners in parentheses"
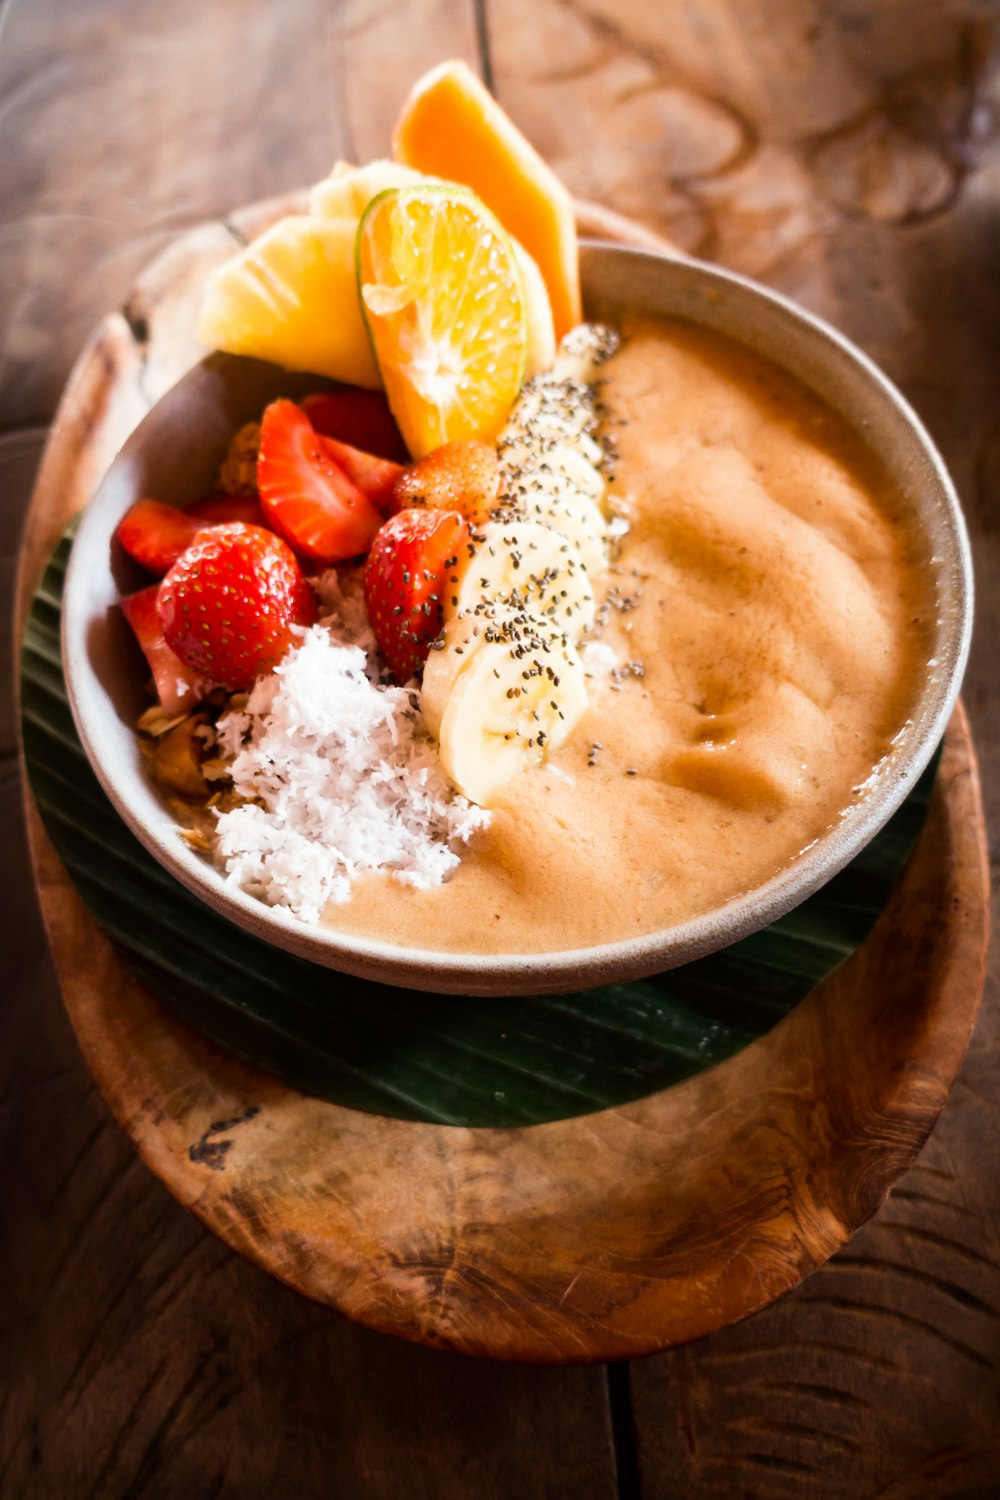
top-left (392, 440), bottom-right (500, 524)
top-left (157, 523), bottom-right (317, 691)
top-left (364, 509), bottom-right (470, 682)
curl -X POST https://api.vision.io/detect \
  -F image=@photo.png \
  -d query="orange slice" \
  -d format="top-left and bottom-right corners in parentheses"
top-left (311, 160), bottom-right (554, 373)
top-left (356, 185), bottom-right (528, 459)
top-left (392, 60), bottom-right (581, 341)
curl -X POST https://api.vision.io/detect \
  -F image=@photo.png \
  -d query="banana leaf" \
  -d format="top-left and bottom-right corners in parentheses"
top-left (20, 532), bottom-right (936, 1127)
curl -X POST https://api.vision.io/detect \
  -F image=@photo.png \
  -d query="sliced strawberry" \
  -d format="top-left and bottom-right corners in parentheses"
top-left (320, 435), bottom-right (405, 515)
top-left (392, 441), bottom-right (500, 525)
top-left (121, 585), bottom-right (213, 715)
top-left (188, 492), bottom-right (266, 527)
top-left (157, 523), bottom-right (318, 691)
top-left (116, 494), bottom-right (267, 576)
top-left (257, 400), bottom-right (383, 567)
top-left (301, 389), bottom-right (409, 461)
top-left (364, 510), bottom-right (471, 682)
top-left (116, 500), bottom-right (204, 576)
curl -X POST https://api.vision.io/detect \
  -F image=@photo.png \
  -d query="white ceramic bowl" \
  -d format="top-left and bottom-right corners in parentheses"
top-left (62, 244), bottom-right (973, 995)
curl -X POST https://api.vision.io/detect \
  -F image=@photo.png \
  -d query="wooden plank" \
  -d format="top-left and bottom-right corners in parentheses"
top-left (0, 2), bottom-right (621, 1495)
top-left (488, 0), bottom-right (1000, 1491)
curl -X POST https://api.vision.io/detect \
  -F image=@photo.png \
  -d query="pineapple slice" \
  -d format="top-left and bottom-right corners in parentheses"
top-left (197, 215), bottom-right (381, 388)
top-left (308, 159), bottom-right (427, 219)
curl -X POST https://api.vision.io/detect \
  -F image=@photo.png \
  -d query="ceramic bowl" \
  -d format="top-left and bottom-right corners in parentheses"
top-left (62, 243), bottom-right (973, 996)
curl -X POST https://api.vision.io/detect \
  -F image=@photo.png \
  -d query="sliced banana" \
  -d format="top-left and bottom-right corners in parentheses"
top-left (552, 323), bottom-right (621, 384)
top-left (449, 520), bottom-right (595, 637)
top-left (508, 476), bottom-right (609, 576)
top-left (504, 427), bottom-right (604, 469)
top-left (435, 610), bottom-right (589, 806)
top-left (422, 612), bottom-right (479, 740)
top-left (498, 438), bottom-right (605, 502)
top-left (420, 322), bottom-right (623, 806)
top-left (502, 374), bottom-right (596, 453)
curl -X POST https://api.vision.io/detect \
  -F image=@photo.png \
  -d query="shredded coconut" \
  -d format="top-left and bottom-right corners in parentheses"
top-left (579, 639), bottom-right (621, 678)
top-left (211, 570), bottom-right (490, 922)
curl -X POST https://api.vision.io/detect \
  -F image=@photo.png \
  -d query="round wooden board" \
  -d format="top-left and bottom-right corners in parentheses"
top-left (16, 201), bottom-right (990, 1364)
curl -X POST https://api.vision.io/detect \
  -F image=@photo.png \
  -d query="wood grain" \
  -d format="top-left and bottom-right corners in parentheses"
top-left (0, 4), bottom-right (618, 1496)
top-left (488, 0), bottom-right (999, 1486)
top-left (3, 0), bottom-right (1000, 1490)
top-left (19, 701), bottom-right (987, 1365)
top-left (15, 196), bottom-right (990, 1363)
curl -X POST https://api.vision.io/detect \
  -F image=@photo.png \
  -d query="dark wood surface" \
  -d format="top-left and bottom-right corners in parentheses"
top-left (2, 0), bottom-right (998, 1494)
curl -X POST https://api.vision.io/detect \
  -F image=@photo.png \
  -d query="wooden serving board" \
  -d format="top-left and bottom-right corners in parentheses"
top-left (16, 202), bottom-right (990, 1363)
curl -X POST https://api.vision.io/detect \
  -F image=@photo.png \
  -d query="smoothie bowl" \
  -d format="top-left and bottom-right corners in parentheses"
top-left (62, 239), bottom-right (971, 997)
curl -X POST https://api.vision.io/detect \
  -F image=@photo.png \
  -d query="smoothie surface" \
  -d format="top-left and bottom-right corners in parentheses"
top-left (327, 315), bottom-right (934, 954)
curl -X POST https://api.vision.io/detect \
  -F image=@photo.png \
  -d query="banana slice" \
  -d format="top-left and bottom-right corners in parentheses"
top-left (435, 610), bottom-right (589, 806)
top-left (505, 474), bottom-right (608, 576)
top-left (422, 612), bottom-right (479, 740)
top-left (449, 520), bottom-right (595, 637)
top-left (553, 323), bottom-right (621, 384)
top-left (503, 374), bottom-right (596, 452)
top-left (504, 428), bottom-right (604, 468)
top-left (498, 438), bottom-right (606, 503)
top-left (534, 495), bottom-right (607, 576)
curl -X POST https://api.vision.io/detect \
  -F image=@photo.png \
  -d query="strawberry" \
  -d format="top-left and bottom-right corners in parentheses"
top-left (257, 399), bottom-right (383, 566)
top-left (320, 435), bottom-right (404, 514)
top-left (116, 494), bottom-right (265, 575)
top-left (392, 440), bottom-right (500, 525)
top-left (121, 585), bottom-right (213, 715)
top-left (301, 388), bottom-right (408, 461)
top-left (157, 523), bottom-right (318, 691)
top-left (188, 492), bottom-right (266, 527)
top-left (116, 500), bottom-right (206, 576)
top-left (364, 510), bottom-right (470, 682)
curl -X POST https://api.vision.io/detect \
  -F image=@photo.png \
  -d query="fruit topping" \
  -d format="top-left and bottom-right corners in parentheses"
top-left (257, 398), bottom-right (383, 565)
top-left (494, 326), bottom-right (621, 576)
top-left (392, 440), bottom-right (500, 524)
top-left (189, 492), bottom-right (267, 526)
top-left (421, 603), bottom-right (588, 807)
top-left (308, 159), bottom-right (427, 221)
top-left (509, 240), bottom-right (557, 378)
top-left (121, 585), bottom-right (213, 716)
top-left (197, 216), bottom-right (381, 387)
top-left (300, 389), bottom-right (408, 460)
top-left (363, 508), bottom-right (470, 683)
top-left (117, 500), bottom-right (214, 577)
top-left (444, 519), bottom-right (595, 635)
top-left (157, 522), bottom-right (318, 692)
top-left (116, 494), bottom-right (265, 576)
top-left (391, 59), bottom-right (581, 339)
top-left (356, 185), bottom-right (527, 458)
top-left (196, 64), bottom-right (570, 399)
top-left (319, 436), bottom-right (405, 514)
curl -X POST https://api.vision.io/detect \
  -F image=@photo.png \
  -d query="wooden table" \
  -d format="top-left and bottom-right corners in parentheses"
top-left (2, 2), bottom-right (997, 1494)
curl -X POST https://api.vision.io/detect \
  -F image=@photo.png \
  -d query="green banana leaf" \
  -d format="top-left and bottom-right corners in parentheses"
top-left (20, 531), bottom-right (936, 1127)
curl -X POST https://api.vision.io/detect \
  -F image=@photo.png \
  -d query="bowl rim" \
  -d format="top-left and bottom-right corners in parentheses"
top-left (61, 241), bottom-right (974, 995)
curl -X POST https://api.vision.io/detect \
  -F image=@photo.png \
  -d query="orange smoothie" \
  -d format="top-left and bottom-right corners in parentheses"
top-left (324, 314), bottom-right (933, 954)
